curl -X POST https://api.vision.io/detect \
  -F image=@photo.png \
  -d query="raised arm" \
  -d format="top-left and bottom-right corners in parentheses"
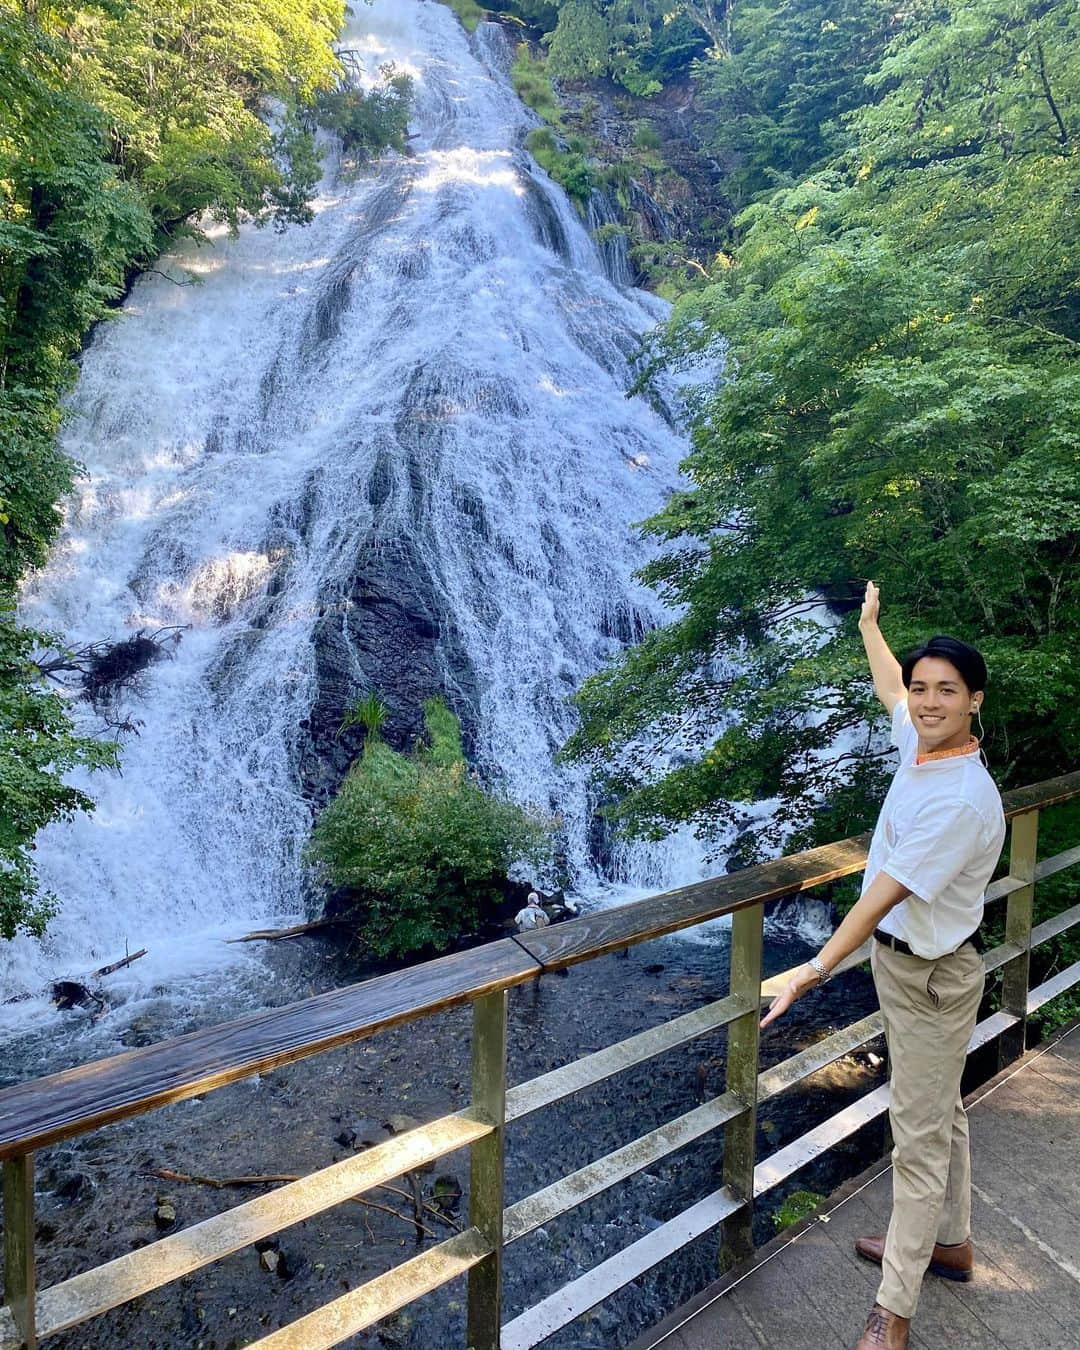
top-left (859, 580), bottom-right (905, 714)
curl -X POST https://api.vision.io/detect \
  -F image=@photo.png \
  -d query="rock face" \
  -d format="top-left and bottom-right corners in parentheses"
top-left (546, 74), bottom-right (727, 284)
top-left (298, 533), bottom-right (479, 808)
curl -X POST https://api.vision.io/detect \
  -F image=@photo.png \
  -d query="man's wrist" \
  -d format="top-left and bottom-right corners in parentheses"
top-left (807, 956), bottom-right (832, 985)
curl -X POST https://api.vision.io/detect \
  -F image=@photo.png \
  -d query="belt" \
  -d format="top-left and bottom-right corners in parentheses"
top-left (873, 928), bottom-right (982, 958)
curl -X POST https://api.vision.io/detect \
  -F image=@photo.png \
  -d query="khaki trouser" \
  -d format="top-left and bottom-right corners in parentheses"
top-left (871, 939), bottom-right (985, 1319)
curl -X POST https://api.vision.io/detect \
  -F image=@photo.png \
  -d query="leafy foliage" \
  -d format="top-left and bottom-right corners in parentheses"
top-left (309, 700), bottom-right (553, 958)
top-left (691, 0), bottom-right (896, 208)
top-left (772, 1188), bottom-right (825, 1231)
top-left (511, 42), bottom-right (565, 127)
top-left (520, 1), bottom-right (715, 94)
top-left (526, 127), bottom-right (595, 203)
top-left (0, 622), bottom-right (119, 938)
top-left (314, 61), bottom-right (413, 165)
top-left (566, 0), bottom-right (1079, 858)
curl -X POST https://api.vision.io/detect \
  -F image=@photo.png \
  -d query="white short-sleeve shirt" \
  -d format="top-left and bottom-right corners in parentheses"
top-left (862, 699), bottom-right (1005, 959)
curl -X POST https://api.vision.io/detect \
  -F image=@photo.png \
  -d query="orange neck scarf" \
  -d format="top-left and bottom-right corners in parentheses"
top-left (916, 736), bottom-right (980, 766)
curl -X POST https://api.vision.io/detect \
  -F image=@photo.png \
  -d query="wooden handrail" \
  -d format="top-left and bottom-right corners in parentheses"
top-left (0, 940), bottom-right (537, 1162)
top-left (1, 770), bottom-right (1077, 1164)
top-left (2, 769), bottom-right (1079, 1350)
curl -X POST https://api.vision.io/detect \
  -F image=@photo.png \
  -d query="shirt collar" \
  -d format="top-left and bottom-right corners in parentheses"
top-left (914, 736), bottom-right (981, 767)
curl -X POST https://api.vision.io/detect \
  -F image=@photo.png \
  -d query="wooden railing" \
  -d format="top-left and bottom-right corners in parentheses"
top-left (2, 770), bottom-right (1078, 1350)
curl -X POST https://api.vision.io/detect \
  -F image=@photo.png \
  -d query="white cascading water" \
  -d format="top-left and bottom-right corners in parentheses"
top-left (1, 1), bottom-right (719, 1019)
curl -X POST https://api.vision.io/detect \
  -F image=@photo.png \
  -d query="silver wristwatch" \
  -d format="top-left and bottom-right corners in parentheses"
top-left (808, 956), bottom-right (832, 985)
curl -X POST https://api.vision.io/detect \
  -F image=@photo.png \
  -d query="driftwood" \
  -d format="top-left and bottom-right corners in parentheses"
top-left (146, 1168), bottom-right (437, 1239)
top-left (150, 1168), bottom-right (298, 1188)
top-left (225, 918), bottom-right (343, 944)
top-left (90, 948), bottom-right (148, 979)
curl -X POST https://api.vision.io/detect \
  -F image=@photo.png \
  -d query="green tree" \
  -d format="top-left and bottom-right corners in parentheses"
top-left (566, 0), bottom-right (1079, 860)
top-left (57, 0), bottom-right (344, 238)
top-left (691, 0), bottom-right (896, 208)
top-left (309, 699), bottom-right (553, 958)
top-left (536, 0), bottom-right (713, 95)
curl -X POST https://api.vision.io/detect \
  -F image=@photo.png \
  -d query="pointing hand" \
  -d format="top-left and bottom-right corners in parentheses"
top-left (760, 964), bottom-right (821, 1028)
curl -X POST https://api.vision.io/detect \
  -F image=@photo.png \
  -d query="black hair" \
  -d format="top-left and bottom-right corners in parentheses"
top-left (901, 635), bottom-right (988, 694)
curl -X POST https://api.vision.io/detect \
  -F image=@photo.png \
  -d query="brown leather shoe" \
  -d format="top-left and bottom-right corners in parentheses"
top-left (854, 1233), bottom-right (974, 1282)
top-left (855, 1303), bottom-right (910, 1349)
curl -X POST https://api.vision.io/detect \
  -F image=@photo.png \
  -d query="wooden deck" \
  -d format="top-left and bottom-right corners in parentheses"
top-left (631, 1021), bottom-right (1080, 1350)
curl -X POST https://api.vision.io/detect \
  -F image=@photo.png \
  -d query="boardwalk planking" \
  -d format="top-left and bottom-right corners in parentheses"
top-left (632, 1022), bottom-right (1080, 1350)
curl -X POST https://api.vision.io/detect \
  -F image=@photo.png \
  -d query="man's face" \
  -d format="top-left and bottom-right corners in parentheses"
top-left (907, 656), bottom-right (979, 753)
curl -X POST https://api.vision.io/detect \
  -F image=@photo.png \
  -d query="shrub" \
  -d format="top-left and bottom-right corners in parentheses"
top-left (308, 698), bottom-right (553, 958)
top-left (772, 1189), bottom-right (825, 1231)
top-left (314, 63), bottom-right (412, 162)
top-left (511, 44), bottom-right (563, 127)
top-left (526, 127), bottom-right (594, 206)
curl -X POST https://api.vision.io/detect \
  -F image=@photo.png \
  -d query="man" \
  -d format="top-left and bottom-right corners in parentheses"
top-left (515, 890), bottom-right (550, 932)
top-left (760, 581), bottom-right (1005, 1350)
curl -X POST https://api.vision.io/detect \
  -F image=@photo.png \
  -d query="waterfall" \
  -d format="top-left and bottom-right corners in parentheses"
top-left (2, 1), bottom-right (714, 1012)
top-left (585, 190), bottom-right (634, 288)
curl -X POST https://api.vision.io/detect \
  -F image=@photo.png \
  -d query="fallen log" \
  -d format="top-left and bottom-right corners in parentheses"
top-left (225, 918), bottom-right (343, 944)
top-left (90, 947), bottom-right (149, 979)
top-left (149, 1168), bottom-right (298, 1188)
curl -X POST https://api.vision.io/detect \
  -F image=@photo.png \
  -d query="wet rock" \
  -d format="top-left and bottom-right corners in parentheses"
top-left (154, 1199), bottom-right (177, 1230)
top-left (54, 1171), bottom-right (93, 1205)
top-left (50, 980), bottom-right (101, 1012)
top-left (383, 1113), bottom-right (421, 1136)
top-left (296, 529), bottom-right (480, 812)
top-left (334, 1116), bottom-right (383, 1150)
top-left (430, 1174), bottom-right (462, 1215)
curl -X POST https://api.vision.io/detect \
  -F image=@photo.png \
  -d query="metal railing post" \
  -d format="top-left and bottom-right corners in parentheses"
top-left (999, 809), bottom-right (1039, 1068)
top-left (721, 904), bottom-right (764, 1271)
top-left (3, 1153), bottom-right (36, 1349)
top-left (467, 989), bottom-right (508, 1350)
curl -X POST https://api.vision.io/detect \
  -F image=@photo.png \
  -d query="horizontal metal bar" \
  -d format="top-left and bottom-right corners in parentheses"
top-left (1035, 843), bottom-right (1080, 880)
top-left (505, 994), bottom-right (750, 1122)
top-left (759, 939), bottom-right (872, 1004)
top-left (504, 1091), bottom-right (744, 1244)
top-left (985, 842), bottom-right (1079, 909)
top-left (1031, 847), bottom-right (1074, 880)
top-left (753, 1005), bottom-right (1025, 1199)
top-left (11, 1113), bottom-right (489, 1343)
top-left (985, 874), bottom-right (1030, 905)
top-left (247, 1227), bottom-right (492, 1350)
top-left (754, 1084), bottom-right (891, 1196)
top-left (757, 1012), bottom-right (883, 1101)
top-left (1031, 900), bottom-right (1080, 949)
top-left (1027, 960), bottom-right (1080, 1013)
top-left (982, 938), bottom-right (1026, 974)
top-left (500, 1186), bottom-right (741, 1350)
top-left (967, 1009), bottom-right (1022, 1054)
